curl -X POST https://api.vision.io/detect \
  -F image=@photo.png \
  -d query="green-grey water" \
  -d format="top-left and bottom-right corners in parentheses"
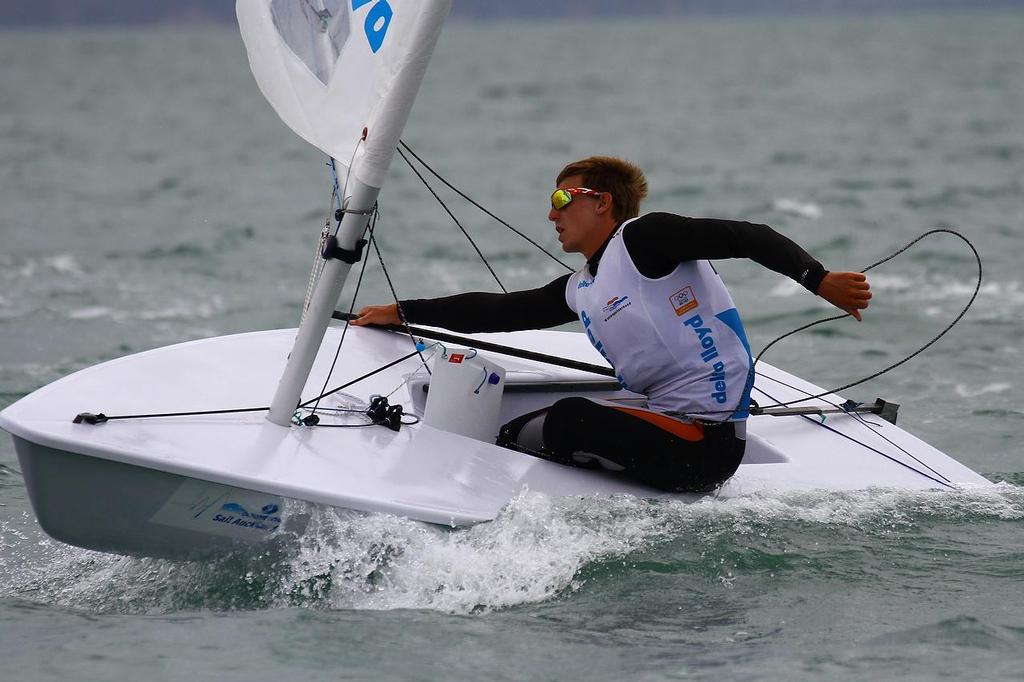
top-left (2, 11), bottom-right (1024, 680)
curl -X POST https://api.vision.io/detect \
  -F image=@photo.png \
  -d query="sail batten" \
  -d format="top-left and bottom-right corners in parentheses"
top-left (238, 0), bottom-right (452, 189)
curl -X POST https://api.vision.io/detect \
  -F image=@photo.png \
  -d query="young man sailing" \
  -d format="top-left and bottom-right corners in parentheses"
top-left (353, 157), bottom-right (871, 492)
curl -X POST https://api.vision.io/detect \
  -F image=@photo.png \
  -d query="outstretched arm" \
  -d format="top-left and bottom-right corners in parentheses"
top-left (623, 213), bottom-right (871, 320)
top-left (351, 273), bottom-right (577, 333)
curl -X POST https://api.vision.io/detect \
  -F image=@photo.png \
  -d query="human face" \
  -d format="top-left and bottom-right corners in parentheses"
top-left (548, 175), bottom-right (615, 258)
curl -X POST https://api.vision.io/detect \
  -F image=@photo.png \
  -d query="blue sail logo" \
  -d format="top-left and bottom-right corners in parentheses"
top-left (352, 0), bottom-right (393, 53)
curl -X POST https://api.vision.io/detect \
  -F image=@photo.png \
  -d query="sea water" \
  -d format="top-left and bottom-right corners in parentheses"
top-left (2, 11), bottom-right (1024, 680)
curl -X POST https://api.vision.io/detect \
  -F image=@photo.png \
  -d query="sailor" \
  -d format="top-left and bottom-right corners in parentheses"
top-left (353, 156), bottom-right (871, 492)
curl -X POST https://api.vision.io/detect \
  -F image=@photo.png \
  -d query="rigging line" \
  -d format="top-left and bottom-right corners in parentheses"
top-left (73, 334), bottom-right (421, 425)
top-left (298, 348), bottom-right (423, 408)
top-left (752, 370), bottom-right (951, 483)
top-left (752, 383), bottom-right (956, 490)
top-left (304, 144), bottom-right (376, 414)
top-left (308, 204), bottom-right (381, 417)
top-left (76, 406), bottom-right (269, 422)
top-left (309, 417), bottom-right (422, 429)
top-left (334, 141), bottom-right (364, 237)
top-left (399, 140), bottom-right (574, 272)
top-left (396, 146), bottom-right (508, 293)
top-left (367, 204), bottom-right (433, 376)
top-left (303, 165), bottom-right (341, 321)
top-left (753, 228), bottom-right (983, 408)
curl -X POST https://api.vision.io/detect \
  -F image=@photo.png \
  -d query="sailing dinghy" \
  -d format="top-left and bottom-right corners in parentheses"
top-left (0, 1), bottom-right (989, 560)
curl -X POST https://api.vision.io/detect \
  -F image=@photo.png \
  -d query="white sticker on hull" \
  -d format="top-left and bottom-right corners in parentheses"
top-left (150, 478), bottom-right (284, 540)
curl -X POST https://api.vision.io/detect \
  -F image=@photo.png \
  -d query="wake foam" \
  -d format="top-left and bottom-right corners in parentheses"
top-left (2, 483), bottom-right (1022, 615)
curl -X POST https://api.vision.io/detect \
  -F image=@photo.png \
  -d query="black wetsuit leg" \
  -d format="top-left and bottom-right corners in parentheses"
top-left (500, 397), bottom-right (745, 493)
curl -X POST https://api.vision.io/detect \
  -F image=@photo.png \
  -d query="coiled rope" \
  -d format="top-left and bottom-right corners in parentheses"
top-left (752, 228), bottom-right (982, 409)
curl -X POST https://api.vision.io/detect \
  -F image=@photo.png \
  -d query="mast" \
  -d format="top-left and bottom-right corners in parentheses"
top-left (234, 0), bottom-right (453, 426)
top-left (267, 178), bottom-right (380, 425)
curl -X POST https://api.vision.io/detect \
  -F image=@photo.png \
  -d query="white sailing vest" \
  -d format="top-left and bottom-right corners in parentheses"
top-left (565, 220), bottom-right (752, 420)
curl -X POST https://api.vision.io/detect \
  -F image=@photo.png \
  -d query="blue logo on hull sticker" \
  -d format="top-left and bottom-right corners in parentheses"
top-left (150, 480), bottom-right (286, 540)
top-left (212, 501), bottom-right (282, 532)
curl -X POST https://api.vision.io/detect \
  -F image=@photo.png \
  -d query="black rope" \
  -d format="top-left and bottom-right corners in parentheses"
top-left (367, 203), bottom-right (432, 376)
top-left (753, 371), bottom-right (951, 484)
top-left (308, 415), bottom-right (422, 429)
top-left (74, 405), bottom-right (270, 423)
top-left (298, 349), bottom-right (423, 409)
top-left (681, 228), bottom-right (981, 419)
top-left (74, 349), bottom-right (423, 424)
top-left (754, 383), bottom-right (956, 489)
top-left (399, 140), bottom-right (574, 272)
top-left (396, 146), bottom-right (508, 293)
top-left (755, 228), bottom-right (982, 409)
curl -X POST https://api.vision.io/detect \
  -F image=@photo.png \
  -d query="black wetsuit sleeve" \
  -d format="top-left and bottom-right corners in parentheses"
top-left (622, 212), bottom-right (828, 292)
top-left (398, 273), bottom-right (576, 333)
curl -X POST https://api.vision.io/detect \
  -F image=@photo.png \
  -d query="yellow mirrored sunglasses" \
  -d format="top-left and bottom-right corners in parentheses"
top-left (550, 187), bottom-right (605, 210)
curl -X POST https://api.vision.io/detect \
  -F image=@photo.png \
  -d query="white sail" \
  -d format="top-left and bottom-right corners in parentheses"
top-left (237, 0), bottom-right (452, 189)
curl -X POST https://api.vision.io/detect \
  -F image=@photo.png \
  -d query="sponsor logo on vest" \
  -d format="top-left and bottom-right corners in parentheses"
top-left (682, 314), bottom-right (728, 404)
top-left (601, 295), bottom-right (632, 322)
top-left (581, 309), bottom-right (628, 388)
top-left (669, 285), bottom-right (699, 316)
top-left (577, 279), bottom-right (593, 289)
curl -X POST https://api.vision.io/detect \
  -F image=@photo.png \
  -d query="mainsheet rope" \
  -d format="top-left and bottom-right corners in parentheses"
top-left (749, 228), bottom-right (983, 410)
top-left (751, 371), bottom-right (953, 486)
top-left (680, 227), bottom-right (983, 421)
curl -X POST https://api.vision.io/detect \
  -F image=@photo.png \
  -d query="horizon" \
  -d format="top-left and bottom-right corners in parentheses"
top-left (1, 0), bottom-right (1023, 27)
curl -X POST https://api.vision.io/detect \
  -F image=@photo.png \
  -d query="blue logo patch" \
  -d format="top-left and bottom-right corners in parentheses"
top-left (352, 0), bottom-right (393, 53)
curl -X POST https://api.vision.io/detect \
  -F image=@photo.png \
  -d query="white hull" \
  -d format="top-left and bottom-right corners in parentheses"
top-left (1, 325), bottom-right (989, 559)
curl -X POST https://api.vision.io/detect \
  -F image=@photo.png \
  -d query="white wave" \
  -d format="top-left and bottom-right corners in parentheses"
top-left (67, 306), bottom-right (113, 321)
top-left (767, 273), bottom-right (921, 299)
top-left (273, 483), bottom-right (1024, 615)
top-left (954, 382), bottom-right (1012, 398)
top-left (4, 483), bottom-right (1022, 616)
top-left (136, 297), bottom-right (225, 321)
top-left (767, 279), bottom-right (803, 297)
top-left (862, 272), bottom-right (917, 292)
top-left (772, 198), bottom-right (822, 220)
top-left (44, 254), bottom-right (84, 276)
